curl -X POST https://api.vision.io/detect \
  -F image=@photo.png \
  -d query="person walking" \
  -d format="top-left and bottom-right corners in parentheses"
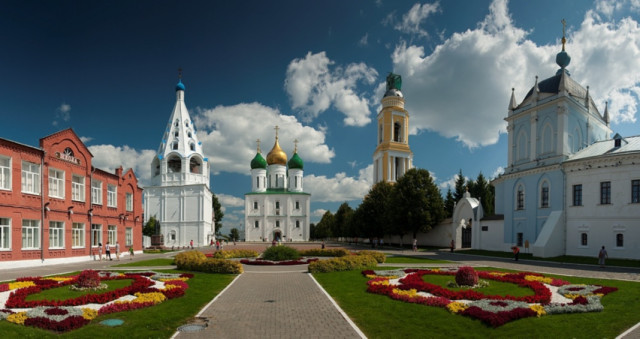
top-left (599, 246), bottom-right (608, 268)
top-left (129, 246), bottom-right (134, 260)
top-left (97, 243), bottom-right (103, 261)
top-left (512, 245), bottom-right (520, 261)
top-left (450, 239), bottom-right (455, 253)
top-left (115, 241), bottom-right (120, 261)
top-left (190, 239), bottom-right (194, 249)
top-left (105, 242), bottom-right (112, 260)
top-left (413, 238), bottom-right (418, 252)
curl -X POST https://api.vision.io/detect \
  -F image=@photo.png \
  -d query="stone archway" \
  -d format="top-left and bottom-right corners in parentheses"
top-left (273, 230), bottom-right (282, 242)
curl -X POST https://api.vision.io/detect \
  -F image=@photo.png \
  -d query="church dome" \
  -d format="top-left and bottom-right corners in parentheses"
top-left (266, 138), bottom-right (287, 165)
top-left (251, 152), bottom-right (267, 169)
top-left (384, 88), bottom-right (403, 98)
top-left (556, 50), bottom-right (571, 70)
top-left (288, 152), bottom-right (303, 170)
top-left (176, 79), bottom-right (185, 92)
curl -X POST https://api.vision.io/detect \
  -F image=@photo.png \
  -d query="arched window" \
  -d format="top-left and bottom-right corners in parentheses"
top-left (540, 180), bottom-right (550, 208)
top-left (174, 130), bottom-right (179, 138)
top-left (516, 184), bottom-right (525, 210)
top-left (187, 131), bottom-right (192, 138)
top-left (379, 124), bottom-right (383, 144)
top-left (571, 126), bottom-right (583, 153)
top-left (541, 123), bottom-right (554, 154)
top-left (174, 120), bottom-right (179, 127)
top-left (167, 155), bottom-right (181, 173)
top-left (296, 220), bottom-right (300, 228)
top-left (254, 220), bottom-right (259, 228)
top-left (517, 130), bottom-right (528, 161)
top-left (616, 233), bottom-right (624, 247)
top-left (189, 143), bottom-right (195, 151)
top-left (172, 141), bottom-right (178, 150)
top-left (581, 233), bottom-right (588, 246)
top-left (189, 157), bottom-right (201, 174)
top-left (393, 122), bottom-right (401, 142)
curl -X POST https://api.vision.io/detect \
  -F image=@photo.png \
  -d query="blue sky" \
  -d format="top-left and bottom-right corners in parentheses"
top-left (2, 0), bottom-right (640, 234)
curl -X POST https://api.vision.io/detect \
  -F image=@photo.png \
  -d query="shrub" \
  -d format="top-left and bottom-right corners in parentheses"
top-left (210, 249), bottom-right (259, 259)
top-left (262, 246), bottom-right (301, 261)
top-left (175, 250), bottom-right (241, 274)
top-left (76, 270), bottom-right (100, 288)
top-left (455, 266), bottom-right (478, 286)
top-left (299, 248), bottom-right (351, 257)
top-left (175, 250), bottom-right (207, 271)
top-left (357, 250), bottom-right (386, 263)
top-left (308, 255), bottom-right (378, 273)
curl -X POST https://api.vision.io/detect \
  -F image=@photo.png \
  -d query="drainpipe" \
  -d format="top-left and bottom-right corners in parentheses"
top-left (561, 167), bottom-right (567, 256)
top-left (89, 166), bottom-right (96, 258)
top-left (40, 151), bottom-right (46, 262)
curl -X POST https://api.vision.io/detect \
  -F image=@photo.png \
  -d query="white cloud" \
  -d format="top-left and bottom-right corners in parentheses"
top-left (80, 136), bottom-right (93, 144)
top-left (88, 145), bottom-right (155, 186)
top-left (53, 103), bottom-right (72, 126)
top-left (194, 102), bottom-right (334, 175)
top-left (284, 51), bottom-right (378, 126)
top-left (217, 193), bottom-right (244, 208)
top-left (394, 2), bottom-right (440, 37)
top-left (313, 209), bottom-right (327, 217)
top-left (359, 33), bottom-right (369, 46)
top-left (437, 173), bottom-right (466, 191)
top-left (390, 0), bottom-right (640, 148)
top-left (491, 166), bottom-right (504, 180)
top-left (304, 164), bottom-right (373, 202)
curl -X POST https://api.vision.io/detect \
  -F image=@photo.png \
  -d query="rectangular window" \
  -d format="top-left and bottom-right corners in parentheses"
top-left (126, 227), bottom-right (132, 246)
top-left (107, 184), bottom-right (117, 207)
top-left (600, 181), bottom-right (611, 205)
top-left (481, 226), bottom-right (488, 232)
top-left (516, 232), bottom-right (523, 247)
top-left (295, 201), bottom-right (300, 210)
top-left (632, 180), bottom-right (640, 203)
top-left (48, 168), bottom-right (65, 199)
top-left (581, 233), bottom-right (588, 246)
top-left (108, 225), bottom-right (117, 245)
top-left (72, 175), bottom-right (85, 202)
top-left (22, 219), bottom-right (40, 249)
top-left (572, 184), bottom-right (582, 206)
top-left (253, 201), bottom-right (258, 210)
top-left (0, 156), bottom-right (11, 190)
top-left (126, 193), bottom-right (133, 211)
top-left (91, 180), bottom-right (102, 205)
top-left (91, 224), bottom-right (102, 247)
top-left (275, 201), bottom-right (280, 209)
top-left (517, 190), bottom-right (524, 210)
top-left (254, 221), bottom-right (259, 228)
top-left (295, 220), bottom-right (300, 228)
top-left (49, 221), bottom-right (64, 248)
top-left (616, 233), bottom-right (624, 248)
top-left (72, 223), bottom-right (85, 248)
top-left (541, 187), bottom-right (549, 208)
top-left (0, 217), bottom-right (10, 249)
top-left (275, 220), bottom-right (280, 228)
top-left (21, 161), bottom-right (40, 195)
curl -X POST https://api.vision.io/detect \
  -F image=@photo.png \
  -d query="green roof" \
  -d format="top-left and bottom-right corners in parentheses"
top-left (250, 153), bottom-right (267, 169)
top-left (288, 152), bottom-right (303, 169)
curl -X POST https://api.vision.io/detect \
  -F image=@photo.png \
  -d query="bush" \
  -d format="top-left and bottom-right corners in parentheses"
top-left (211, 249), bottom-right (259, 259)
top-left (175, 250), bottom-right (242, 274)
top-left (299, 248), bottom-right (351, 257)
top-left (76, 270), bottom-right (100, 288)
top-left (455, 266), bottom-right (478, 286)
top-left (175, 250), bottom-right (207, 270)
top-left (308, 255), bottom-right (378, 273)
top-left (357, 250), bottom-right (386, 263)
top-left (262, 246), bottom-right (301, 261)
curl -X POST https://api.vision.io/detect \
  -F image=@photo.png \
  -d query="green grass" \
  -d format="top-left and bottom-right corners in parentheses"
top-left (26, 279), bottom-right (133, 301)
top-left (421, 274), bottom-right (533, 297)
top-left (458, 249), bottom-right (640, 268)
top-left (385, 255), bottom-right (451, 264)
top-left (313, 268), bottom-right (640, 338)
top-left (112, 258), bottom-right (175, 267)
top-left (0, 270), bottom-right (236, 338)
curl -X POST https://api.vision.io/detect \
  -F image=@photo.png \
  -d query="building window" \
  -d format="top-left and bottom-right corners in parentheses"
top-left (169, 231), bottom-right (176, 241)
top-left (189, 143), bottom-right (195, 151)
top-left (632, 180), bottom-right (640, 203)
top-left (91, 224), bottom-right (102, 247)
top-left (378, 124), bottom-right (383, 144)
top-left (126, 227), bottom-right (133, 246)
top-left (516, 232), bottom-right (523, 247)
top-left (0, 156), bottom-right (11, 190)
top-left (126, 193), bottom-right (133, 211)
top-left (540, 182), bottom-right (549, 208)
top-left (21, 161), bottom-right (41, 195)
top-left (573, 184), bottom-right (582, 206)
top-left (276, 220), bottom-right (280, 228)
top-left (72, 223), bottom-right (85, 248)
top-left (49, 221), bottom-right (64, 249)
top-left (174, 130), bottom-right (179, 137)
top-left (172, 141), bottom-right (178, 150)
top-left (295, 201), bottom-right (300, 210)
top-left (600, 181), bottom-right (611, 205)
top-left (108, 225), bottom-right (117, 245)
top-left (107, 184), bottom-right (117, 207)
top-left (253, 201), bottom-right (258, 210)
top-left (581, 233), bottom-right (588, 246)
top-left (275, 201), bottom-right (280, 209)
top-left (254, 221), bottom-right (259, 228)
top-left (48, 168), bottom-right (65, 199)
top-left (91, 180), bottom-right (102, 205)
top-left (0, 218), bottom-right (10, 249)
top-left (616, 233), bottom-right (624, 248)
top-left (516, 185), bottom-right (524, 210)
top-left (296, 220), bottom-right (300, 228)
top-left (481, 226), bottom-right (488, 232)
top-left (22, 219), bottom-right (40, 249)
top-left (72, 175), bottom-right (85, 202)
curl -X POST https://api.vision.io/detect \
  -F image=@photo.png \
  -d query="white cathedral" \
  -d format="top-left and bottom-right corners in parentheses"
top-left (143, 77), bottom-right (215, 247)
top-left (244, 128), bottom-right (311, 242)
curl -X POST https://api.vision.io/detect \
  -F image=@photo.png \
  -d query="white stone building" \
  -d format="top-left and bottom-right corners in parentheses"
top-left (143, 77), bottom-right (214, 247)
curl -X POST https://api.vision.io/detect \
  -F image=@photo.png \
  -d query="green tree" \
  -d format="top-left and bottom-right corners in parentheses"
top-left (469, 172), bottom-right (495, 216)
top-left (309, 223), bottom-right (316, 239)
top-left (444, 188), bottom-right (455, 218)
top-left (212, 192), bottom-right (224, 233)
top-left (314, 211), bottom-right (334, 239)
top-left (333, 202), bottom-right (353, 239)
top-left (453, 169), bottom-right (467, 202)
top-left (229, 228), bottom-right (240, 241)
top-left (143, 215), bottom-right (159, 237)
top-left (353, 181), bottom-right (393, 240)
top-left (390, 168), bottom-right (445, 242)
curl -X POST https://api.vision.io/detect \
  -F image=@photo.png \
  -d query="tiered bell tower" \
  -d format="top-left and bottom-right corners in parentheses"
top-left (373, 73), bottom-right (413, 183)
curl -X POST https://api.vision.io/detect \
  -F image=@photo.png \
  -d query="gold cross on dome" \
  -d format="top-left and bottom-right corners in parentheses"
top-left (256, 139), bottom-right (261, 153)
top-left (274, 125), bottom-right (280, 138)
top-left (294, 139), bottom-right (298, 153)
top-left (561, 19), bottom-right (567, 51)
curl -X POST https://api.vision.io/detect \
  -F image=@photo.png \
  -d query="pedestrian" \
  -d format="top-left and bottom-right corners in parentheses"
top-left (450, 239), bottom-right (455, 253)
top-left (105, 242), bottom-right (112, 260)
top-left (599, 246), bottom-right (608, 268)
top-left (115, 241), bottom-right (120, 261)
top-left (210, 239), bottom-right (214, 247)
top-left (129, 246), bottom-right (134, 260)
top-left (321, 240), bottom-right (325, 250)
top-left (190, 239), bottom-right (194, 249)
top-left (413, 238), bottom-right (418, 252)
top-left (512, 245), bottom-right (519, 261)
top-left (216, 240), bottom-right (220, 250)
top-left (97, 243), bottom-right (103, 261)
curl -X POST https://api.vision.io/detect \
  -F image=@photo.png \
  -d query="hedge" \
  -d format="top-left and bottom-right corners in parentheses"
top-left (175, 250), bottom-right (242, 274)
top-left (209, 249), bottom-right (259, 259)
top-left (308, 255), bottom-right (378, 273)
top-left (298, 248), bottom-right (351, 257)
top-left (357, 250), bottom-right (386, 263)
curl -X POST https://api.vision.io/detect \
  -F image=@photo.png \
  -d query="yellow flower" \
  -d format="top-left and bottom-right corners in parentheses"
top-left (7, 312), bottom-right (27, 325)
top-left (133, 292), bottom-right (167, 304)
top-left (8, 281), bottom-right (35, 290)
top-left (530, 304), bottom-right (546, 317)
top-left (159, 277), bottom-right (189, 282)
top-left (564, 294), bottom-right (580, 299)
top-left (44, 277), bottom-right (74, 282)
top-left (365, 274), bottom-right (377, 279)
top-left (82, 308), bottom-right (98, 320)
top-left (488, 272), bottom-right (508, 277)
top-left (446, 302), bottom-right (468, 314)
top-left (525, 275), bottom-right (553, 284)
top-left (392, 288), bottom-right (418, 298)
top-left (370, 280), bottom-right (389, 286)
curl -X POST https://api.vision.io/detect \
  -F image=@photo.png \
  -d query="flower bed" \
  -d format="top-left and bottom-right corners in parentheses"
top-left (0, 270), bottom-right (192, 332)
top-left (240, 258), bottom-right (319, 265)
top-left (363, 268), bottom-right (617, 327)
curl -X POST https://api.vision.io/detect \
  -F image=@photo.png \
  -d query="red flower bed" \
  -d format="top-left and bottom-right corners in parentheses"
top-left (462, 306), bottom-right (537, 328)
top-left (98, 301), bottom-right (156, 315)
top-left (24, 316), bottom-right (89, 332)
top-left (0, 284), bottom-right (8, 292)
top-left (240, 258), bottom-right (319, 265)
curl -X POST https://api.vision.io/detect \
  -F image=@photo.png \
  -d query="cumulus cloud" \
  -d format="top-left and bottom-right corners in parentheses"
top-left (394, 2), bottom-right (440, 37)
top-left (193, 102), bottom-right (334, 175)
top-left (217, 193), bottom-right (244, 208)
top-left (313, 209), bottom-right (327, 217)
top-left (80, 136), bottom-right (93, 144)
top-left (359, 33), bottom-right (369, 46)
top-left (304, 164), bottom-right (373, 202)
top-left (53, 103), bottom-right (71, 126)
top-left (88, 145), bottom-right (155, 186)
top-left (389, 0), bottom-right (640, 148)
top-left (491, 166), bottom-right (505, 180)
top-left (437, 173), bottom-right (466, 191)
top-left (284, 51), bottom-right (378, 126)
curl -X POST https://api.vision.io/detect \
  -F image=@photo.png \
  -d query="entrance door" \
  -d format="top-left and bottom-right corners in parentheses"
top-left (461, 227), bottom-right (472, 248)
top-left (274, 231), bottom-right (282, 242)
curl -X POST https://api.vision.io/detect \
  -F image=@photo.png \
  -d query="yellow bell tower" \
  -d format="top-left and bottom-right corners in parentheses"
top-left (373, 73), bottom-right (413, 184)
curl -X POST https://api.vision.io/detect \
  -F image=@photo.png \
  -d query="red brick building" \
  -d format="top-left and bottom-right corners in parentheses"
top-left (0, 129), bottom-right (143, 268)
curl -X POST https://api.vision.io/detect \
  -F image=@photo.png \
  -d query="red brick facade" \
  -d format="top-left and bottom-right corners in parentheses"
top-left (0, 129), bottom-right (143, 265)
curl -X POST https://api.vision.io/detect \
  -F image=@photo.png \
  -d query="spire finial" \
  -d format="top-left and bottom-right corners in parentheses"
top-left (294, 139), bottom-right (298, 153)
top-left (274, 125), bottom-right (280, 139)
top-left (256, 139), bottom-right (261, 153)
top-left (561, 19), bottom-right (567, 51)
top-left (178, 67), bottom-right (183, 79)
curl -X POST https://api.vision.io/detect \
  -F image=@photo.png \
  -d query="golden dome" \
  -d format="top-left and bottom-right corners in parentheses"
top-left (266, 137), bottom-right (287, 165)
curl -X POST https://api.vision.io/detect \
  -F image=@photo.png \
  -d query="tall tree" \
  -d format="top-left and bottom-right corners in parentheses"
top-left (333, 202), bottom-right (353, 239)
top-left (390, 168), bottom-right (445, 242)
top-left (314, 211), bottom-right (334, 239)
top-left (143, 215), bottom-right (159, 237)
top-left (229, 228), bottom-right (240, 241)
top-left (453, 169), bottom-right (467, 202)
top-left (471, 172), bottom-right (495, 216)
top-left (444, 188), bottom-right (455, 218)
top-left (212, 192), bottom-right (224, 234)
top-left (354, 181), bottom-right (394, 240)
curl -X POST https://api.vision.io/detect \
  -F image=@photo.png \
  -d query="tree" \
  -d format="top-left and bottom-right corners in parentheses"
top-left (143, 216), bottom-right (159, 237)
top-left (353, 181), bottom-right (393, 240)
top-left (229, 228), bottom-right (240, 241)
top-left (212, 192), bottom-right (224, 233)
top-left (444, 188), bottom-right (455, 218)
top-left (390, 168), bottom-right (445, 242)
top-left (314, 211), bottom-right (334, 239)
top-left (453, 169), bottom-right (467, 202)
top-left (469, 172), bottom-right (495, 216)
top-left (333, 202), bottom-right (353, 239)
top-left (309, 223), bottom-right (316, 239)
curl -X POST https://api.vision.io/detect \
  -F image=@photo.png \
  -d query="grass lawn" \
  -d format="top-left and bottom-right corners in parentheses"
top-left (26, 279), bottom-right (133, 301)
top-left (385, 255), bottom-right (451, 264)
top-left (0, 270), bottom-right (236, 338)
top-left (112, 258), bottom-right (175, 267)
top-left (313, 267), bottom-right (640, 338)
top-left (458, 249), bottom-right (640, 268)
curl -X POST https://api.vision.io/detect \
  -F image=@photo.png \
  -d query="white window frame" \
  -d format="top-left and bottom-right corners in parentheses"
top-left (49, 221), bottom-right (64, 249)
top-left (126, 227), bottom-right (132, 246)
top-left (22, 219), bottom-right (40, 249)
top-left (108, 225), bottom-right (117, 245)
top-left (107, 184), bottom-right (117, 207)
top-left (0, 217), bottom-right (10, 250)
top-left (91, 179), bottom-right (102, 205)
top-left (91, 224), bottom-right (102, 247)
top-left (72, 174), bottom-right (85, 202)
top-left (0, 156), bottom-right (11, 191)
top-left (48, 168), bottom-right (65, 199)
top-left (126, 193), bottom-right (133, 211)
top-left (21, 161), bottom-right (41, 195)
top-left (72, 222), bottom-right (85, 248)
